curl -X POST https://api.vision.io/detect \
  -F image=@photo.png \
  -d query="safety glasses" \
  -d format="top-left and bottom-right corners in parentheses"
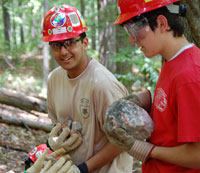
top-left (123, 17), bottom-right (150, 42)
top-left (49, 37), bottom-right (83, 51)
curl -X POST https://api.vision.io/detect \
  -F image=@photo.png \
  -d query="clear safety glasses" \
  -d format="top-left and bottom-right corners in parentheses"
top-left (123, 17), bottom-right (150, 42)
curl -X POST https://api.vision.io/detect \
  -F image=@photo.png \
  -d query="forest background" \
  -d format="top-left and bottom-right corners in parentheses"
top-left (0, 0), bottom-right (199, 172)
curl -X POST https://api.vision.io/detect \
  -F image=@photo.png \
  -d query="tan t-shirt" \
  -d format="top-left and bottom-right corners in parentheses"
top-left (47, 59), bottom-right (133, 173)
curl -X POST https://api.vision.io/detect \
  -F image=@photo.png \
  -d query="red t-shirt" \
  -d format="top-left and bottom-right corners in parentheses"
top-left (142, 45), bottom-right (200, 173)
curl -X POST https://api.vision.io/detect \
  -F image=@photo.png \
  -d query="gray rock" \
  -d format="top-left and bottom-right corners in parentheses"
top-left (104, 98), bottom-right (154, 150)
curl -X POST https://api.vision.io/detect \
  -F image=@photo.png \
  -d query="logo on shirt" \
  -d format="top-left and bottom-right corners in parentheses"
top-left (80, 98), bottom-right (90, 119)
top-left (154, 88), bottom-right (167, 112)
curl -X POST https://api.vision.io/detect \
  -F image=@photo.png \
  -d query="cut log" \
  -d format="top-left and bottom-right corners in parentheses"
top-left (0, 87), bottom-right (47, 113)
top-left (0, 114), bottom-right (53, 132)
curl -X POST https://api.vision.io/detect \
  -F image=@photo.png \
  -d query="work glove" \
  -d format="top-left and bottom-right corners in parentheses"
top-left (48, 123), bottom-right (82, 152)
top-left (106, 128), bottom-right (155, 163)
top-left (40, 157), bottom-right (80, 173)
top-left (104, 98), bottom-right (155, 163)
top-left (122, 90), bottom-right (152, 113)
top-left (26, 148), bottom-right (80, 173)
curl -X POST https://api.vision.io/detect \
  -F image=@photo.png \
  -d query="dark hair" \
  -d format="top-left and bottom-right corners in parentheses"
top-left (143, 6), bottom-right (184, 37)
top-left (80, 32), bottom-right (86, 43)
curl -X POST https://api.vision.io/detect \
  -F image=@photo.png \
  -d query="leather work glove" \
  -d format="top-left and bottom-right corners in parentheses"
top-left (27, 148), bottom-right (80, 173)
top-left (40, 158), bottom-right (79, 173)
top-left (106, 128), bottom-right (155, 163)
top-left (48, 123), bottom-right (82, 152)
top-left (122, 90), bottom-right (152, 113)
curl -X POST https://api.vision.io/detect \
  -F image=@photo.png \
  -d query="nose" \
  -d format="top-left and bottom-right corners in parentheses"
top-left (60, 45), bottom-right (69, 55)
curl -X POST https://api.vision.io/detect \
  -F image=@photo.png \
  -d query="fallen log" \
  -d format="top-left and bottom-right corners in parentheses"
top-left (0, 141), bottom-right (29, 153)
top-left (0, 114), bottom-right (53, 132)
top-left (0, 87), bottom-right (47, 113)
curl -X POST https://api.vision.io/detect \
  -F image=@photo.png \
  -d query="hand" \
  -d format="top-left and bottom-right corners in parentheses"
top-left (40, 157), bottom-right (77, 173)
top-left (105, 127), bottom-right (136, 151)
top-left (106, 131), bottom-right (154, 163)
top-left (122, 90), bottom-right (152, 112)
top-left (26, 148), bottom-right (50, 173)
top-left (48, 123), bottom-right (82, 152)
top-left (27, 148), bottom-right (79, 173)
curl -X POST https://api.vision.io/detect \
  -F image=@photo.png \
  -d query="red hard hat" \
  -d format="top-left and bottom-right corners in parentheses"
top-left (114, 0), bottom-right (180, 25)
top-left (28, 144), bottom-right (53, 162)
top-left (42, 4), bottom-right (88, 42)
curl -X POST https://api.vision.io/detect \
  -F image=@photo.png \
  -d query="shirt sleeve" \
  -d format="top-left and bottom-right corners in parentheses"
top-left (177, 81), bottom-right (200, 142)
top-left (93, 79), bottom-right (129, 132)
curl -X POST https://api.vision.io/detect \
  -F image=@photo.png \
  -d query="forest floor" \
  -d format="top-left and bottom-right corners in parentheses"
top-left (0, 55), bottom-right (50, 173)
top-left (0, 104), bottom-right (50, 173)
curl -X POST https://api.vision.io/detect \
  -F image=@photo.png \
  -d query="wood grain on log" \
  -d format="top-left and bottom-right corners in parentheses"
top-left (0, 87), bottom-right (47, 113)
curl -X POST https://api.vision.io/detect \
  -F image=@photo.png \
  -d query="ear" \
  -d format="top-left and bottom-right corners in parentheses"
top-left (156, 15), bottom-right (169, 32)
top-left (83, 37), bottom-right (89, 50)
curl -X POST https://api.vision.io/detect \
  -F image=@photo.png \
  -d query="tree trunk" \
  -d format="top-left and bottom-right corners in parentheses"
top-left (42, 0), bottom-right (50, 90)
top-left (2, 0), bottom-right (11, 49)
top-left (31, 17), bottom-right (36, 39)
top-left (19, 1), bottom-right (25, 44)
top-left (98, 0), bottom-right (117, 72)
top-left (181, 0), bottom-right (200, 48)
top-left (0, 87), bottom-right (47, 113)
top-left (80, 0), bottom-right (85, 17)
top-left (11, 1), bottom-right (17, 47)
top-left (91, 1), bottom-right (97, 50)
top-left (20, 14), bottom-right (25, 44)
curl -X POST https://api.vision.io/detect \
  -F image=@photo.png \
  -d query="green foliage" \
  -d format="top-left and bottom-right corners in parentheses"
top-left (112, 47), bottom-right (161, 94)
top-left (0, 57), bottom-right (44, 95)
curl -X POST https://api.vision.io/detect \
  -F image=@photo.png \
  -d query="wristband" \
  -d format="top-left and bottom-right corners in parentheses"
top-left (46, 139), bottom-right (54, 151)
top-left (129, 139), bottom-right (155, 163)
top-left (24, 171), bottom-right (27, 173)
top-left (77, 162), bottom-right (88, 173)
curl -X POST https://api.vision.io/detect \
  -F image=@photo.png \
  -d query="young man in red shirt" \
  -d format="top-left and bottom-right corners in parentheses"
top-left (107, 0), bottom-right (200, 172)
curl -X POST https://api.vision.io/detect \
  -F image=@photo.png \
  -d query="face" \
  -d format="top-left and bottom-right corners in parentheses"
top-left (124, 17), bottom-right (163, 58)
top-left (50, 36), bottom-right (89, 78)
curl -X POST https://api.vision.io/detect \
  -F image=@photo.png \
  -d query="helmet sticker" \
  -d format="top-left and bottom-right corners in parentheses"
top-left (30, 147), bottom-right (37, 155)
top-left (35, 151), bottom-right (43, 159)
top-left (54, 7), bottom-right (60, 12)
top-left (68, 12), bottom-right (80, 27)
top-left (48, 29), bottom-right (52, 35)
top-left (60, 6), bottom-right (65, 10)
top-left (145, 0), bottom-right (153, 2)
top-left (51, 12), bottom-right (66, 27)
top-left (77, 11), bottom-right (86, 27)
top-left (68, 26), bottom-right (73, 32)
top-left (53, 27), bottom-right (67, 35)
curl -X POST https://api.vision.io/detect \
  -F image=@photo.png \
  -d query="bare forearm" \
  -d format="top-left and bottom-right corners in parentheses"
top-left (86, 142), bottom-right (122, 172)
top-left (151, 142), bottom-right (200, 169)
